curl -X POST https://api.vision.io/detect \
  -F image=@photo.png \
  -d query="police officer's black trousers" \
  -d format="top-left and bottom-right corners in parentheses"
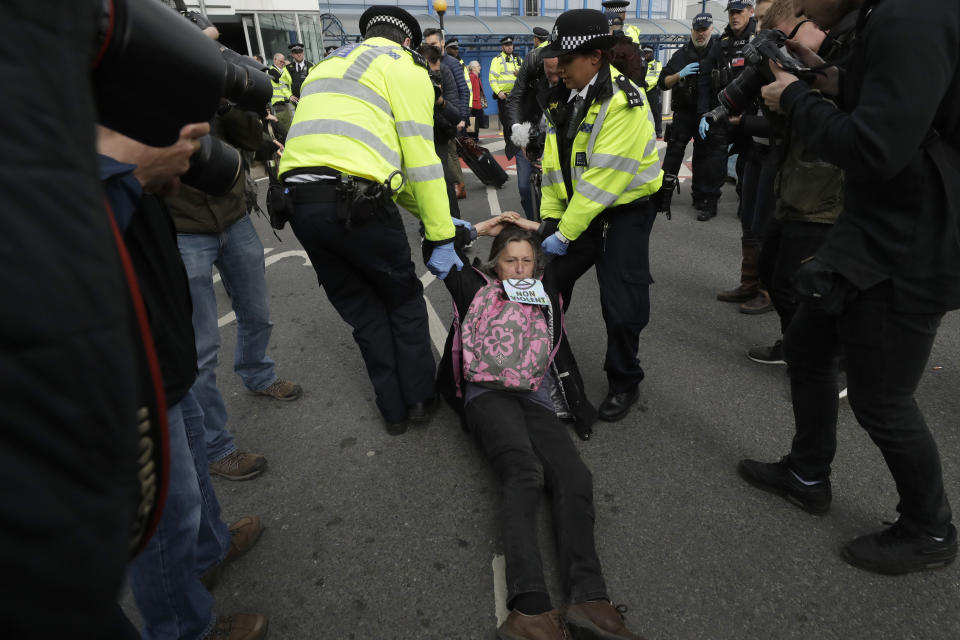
top-left (783, 282), bottom-right (952, 536)
top-left (545, 200), bottom-right (656, 394)
top-left (646, 88), bottom-right (663, 137)
top-left (661, 110), bottom-right (727, 203)
top-left (290, 198), bottom-right (436, 423)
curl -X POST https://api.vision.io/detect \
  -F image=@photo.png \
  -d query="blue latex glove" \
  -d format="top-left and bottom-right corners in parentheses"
top-left (698, 116), bottom-right (710, 140)
top-left (678, 62), bottom-right (700, 78)
top-left (426, 242), bottom-right (463, 279)
top-left (451, 217), bottom-right (472, 230)
top-left (542, 231), bottom-right (570, 256)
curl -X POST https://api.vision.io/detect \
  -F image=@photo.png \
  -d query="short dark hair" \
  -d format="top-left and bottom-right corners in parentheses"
top-left (418, 44), bottom-right (443, 64)
top-left (423, 28), bottom-right (444, 41)
top-left (365, 23), bottom-right (410, 45)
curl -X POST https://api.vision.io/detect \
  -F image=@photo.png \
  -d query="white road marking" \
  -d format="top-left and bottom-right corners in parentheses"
top-left (484, 139), bottom-right (506, 153)
top-left (487, 185), bottom-right (502, 217)
top-left (493, 554), bottom-right (508, 626)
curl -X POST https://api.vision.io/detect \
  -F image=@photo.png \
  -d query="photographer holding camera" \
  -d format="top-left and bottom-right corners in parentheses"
top-left (739, 0), bottom-right (960, 575)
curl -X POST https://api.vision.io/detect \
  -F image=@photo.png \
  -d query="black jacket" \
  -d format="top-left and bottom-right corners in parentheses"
top-left (505, 43), bottom-right (549, 130)
top-left (659, 37), bottom-right (720, 114)
top-left (432, 63), bottom-right (461, 145)
top-left (436, 253), bottom-right (598, 440)
top-left (780, 0), bottom-right (960, 312)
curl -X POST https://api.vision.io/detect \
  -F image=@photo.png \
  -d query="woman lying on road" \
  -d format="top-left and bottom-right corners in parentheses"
top-left (433, 213), bottom-right (645, 640)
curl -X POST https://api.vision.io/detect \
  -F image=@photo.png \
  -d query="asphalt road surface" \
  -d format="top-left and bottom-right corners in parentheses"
top-left (122, 138), bottom-right (960, 640)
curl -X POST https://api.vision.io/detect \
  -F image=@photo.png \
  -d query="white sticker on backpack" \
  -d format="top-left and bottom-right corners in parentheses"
top-left (503, 279), bottom-right (550, 306)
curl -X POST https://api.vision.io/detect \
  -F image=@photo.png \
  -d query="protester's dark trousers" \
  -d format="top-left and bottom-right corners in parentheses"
top-left (783, 282), bottom-right (952, 536)
top-left (466, 391), bottom-right (607, 606)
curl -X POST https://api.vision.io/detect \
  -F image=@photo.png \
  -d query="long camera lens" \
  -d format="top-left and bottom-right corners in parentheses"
top-left (180, 135), bottom-right (242, 197)
top-left (218, 46), bottom-right (272, 114)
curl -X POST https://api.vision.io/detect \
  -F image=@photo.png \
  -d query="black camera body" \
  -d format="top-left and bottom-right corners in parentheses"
top-left (704, 29), bottom-right (815, 124)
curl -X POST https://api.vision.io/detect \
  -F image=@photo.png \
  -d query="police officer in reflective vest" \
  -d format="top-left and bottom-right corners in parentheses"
top-left (537, 9), bottom-right (662, 423)
top-left (601, 0), bottom-right (642, 44)
top-left (278, 6), bottom-right (463, 436)
top-left (489, 36), bottom-right (523, 129)
top-left (642, 46), bottom-right (663, 138)
top-left (268, 52), bottom-right (294, 129)
top-left (280, 41), bottom-right (312, 101)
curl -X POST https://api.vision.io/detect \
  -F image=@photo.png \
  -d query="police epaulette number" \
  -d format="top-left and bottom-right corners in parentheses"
top-left (615, 74), bottom-right (644, 108)
top-left (407, 47), bottom-right (427, 69)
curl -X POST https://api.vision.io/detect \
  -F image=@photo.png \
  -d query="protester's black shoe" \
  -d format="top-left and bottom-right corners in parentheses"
top-left (598, 388), bottom-right (639, 422)
top-left (738, 457), bottom-right (832, 515)
top-left (747, 340), bottom-right (786, 365)
top-left (408, 394), bottom-right (437, 425)
top-left (842, 521), bottom-right (957, 575)
top-left (692, 197), bottom-right (707, 211)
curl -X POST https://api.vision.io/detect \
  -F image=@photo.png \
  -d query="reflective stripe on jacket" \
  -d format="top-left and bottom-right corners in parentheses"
top-left (278, 37), bottom-right (455, 243)
top-left (458, 59), bottom-right (474, 106)
top-left (489, 52), bottom-right (522, 95)
top-left (271, 66), bottom-right (292, 103)
top-left (644, 59), bottom-right (662, 92)
top-left (540, 65), bottom-right (663, 241)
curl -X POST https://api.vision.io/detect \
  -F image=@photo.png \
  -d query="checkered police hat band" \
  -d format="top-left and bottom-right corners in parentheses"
top-left (369, 14), bottom-right (413, 40)
top-left (561, 35), bottom-right (597, 49)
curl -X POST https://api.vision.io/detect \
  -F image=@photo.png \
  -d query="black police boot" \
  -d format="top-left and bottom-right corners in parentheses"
top-left (598, 387), bottom-right (640, 422)
top-left (654, 174), bottom-right (678, 219)
top-left (696, 199), bottom-right (717, 221)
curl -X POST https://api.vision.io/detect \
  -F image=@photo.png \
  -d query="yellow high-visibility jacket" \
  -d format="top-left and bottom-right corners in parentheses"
top-left (457, 58), bottom-right (473, 106)
top-left (270, 65), bottom-right (292, 104)
top-left (623, 24), bottom-right (642, 45)
top-left (644, 59), bottom-right (662, 92)
top-left (540, 65), bottom-right (662, 241)
top-left (488, 52), bottom-right (523, 96)
top-left (279, 37), bottom-right (455, 244)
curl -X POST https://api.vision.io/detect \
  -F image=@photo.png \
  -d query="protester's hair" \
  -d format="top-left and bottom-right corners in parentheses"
top-left (365, 23), bottom-right (410, 45)
top-left (484, 227), bottom-right (545, 279)
top-left (423, 27), bottom-right (444, 42)
top-left (760, 0), bottom-right (799, 31)
top-left (468, 60), bottom-right (481, 73)
top-left (418, 44), bottom-right (443, 64)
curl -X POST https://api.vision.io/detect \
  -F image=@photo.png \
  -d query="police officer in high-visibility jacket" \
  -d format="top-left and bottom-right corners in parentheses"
top-left (537, 9), bottom-right (662, 423)
top-left (279, 6), bottom-right (464, 436)
top-left (601, 0), bottom-right (642, 44)
top-left (642, 46), bottom-right (663, 137)
top-left (488, 36), bottom-right (522, 130)
top-left (268, 52), bottom-right (294, 129)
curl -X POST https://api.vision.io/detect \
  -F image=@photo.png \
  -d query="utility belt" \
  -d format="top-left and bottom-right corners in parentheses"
top-left (266, 167), bottom-right (405, 231)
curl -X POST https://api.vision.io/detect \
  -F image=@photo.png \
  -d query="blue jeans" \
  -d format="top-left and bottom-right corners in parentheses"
top-left (177, 216), bottom-right (277, 463)
top-left (515, 152), bottom-right (537, 221)
top-left (128, 390), bottom-right (231, 640)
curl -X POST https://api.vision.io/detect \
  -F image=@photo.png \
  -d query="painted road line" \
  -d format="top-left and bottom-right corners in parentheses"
top-left (487, 185), bottom-right (502, 217)
top-left (493, 554), bottom-right (508, 627)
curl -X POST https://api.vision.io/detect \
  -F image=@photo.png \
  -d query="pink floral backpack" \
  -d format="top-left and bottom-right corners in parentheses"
top-left (457, 270), bottom-right (557, 392)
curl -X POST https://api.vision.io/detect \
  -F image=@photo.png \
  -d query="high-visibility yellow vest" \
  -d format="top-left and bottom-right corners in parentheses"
top-left (279, 37), bottom-right (455, 243)
top-left (540, 65), bottom-right (663, 241)
top-left (644, 59), bottom-right (662, 92)
top-left (271, 66), bottom-right (292, 104)
top-left (458, 58), bottom-right (473, 106)
top-left (488, 52), bottom-right (523, 96)
top-left (623, 23), bottom-right (642, 45)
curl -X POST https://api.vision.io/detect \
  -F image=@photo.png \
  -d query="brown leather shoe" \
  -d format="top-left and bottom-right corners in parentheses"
top-left (740, 289), bottom-right (774, 314)
top-left (208, 613), bottom-right (268, 640)
top-left (201, 516), bottom-right (264, 589)
top-left (498, 609), bottom-right (571, 640)
top-left (718, 239), bottom-right (760, 302)
top-left (254, 378), bottom-right (302, 401)
top-left (455, 182), bottom-right (467, 199)
top-left (209, 450), bottom-right (267, 481)
top-left (563, 601), bottom-right (646, 640)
